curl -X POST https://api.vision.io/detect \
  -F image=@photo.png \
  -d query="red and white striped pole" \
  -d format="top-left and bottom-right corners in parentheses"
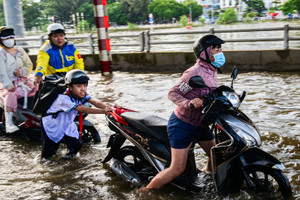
top-left (93, 0), bottom-right (112, 75)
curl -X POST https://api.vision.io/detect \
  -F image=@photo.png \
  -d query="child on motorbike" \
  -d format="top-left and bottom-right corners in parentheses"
top-left (140, 34), bottom-right (226, 191)
top-left (34, 23), bottom-right (84, 85)
top-left (41, 69), bottom-right (112, 160)
top-left (0, 26), bottom-right (38, 133)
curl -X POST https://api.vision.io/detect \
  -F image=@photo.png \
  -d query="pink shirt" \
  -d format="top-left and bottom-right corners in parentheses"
top-left (168, 47), bottom-right (218, 127)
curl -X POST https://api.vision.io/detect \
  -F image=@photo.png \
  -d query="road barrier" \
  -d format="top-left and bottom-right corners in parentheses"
top-left (16, 24), bottom-right (300, 54)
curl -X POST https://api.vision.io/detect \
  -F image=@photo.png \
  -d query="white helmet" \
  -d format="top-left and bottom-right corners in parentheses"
top-left (65, 69), bottom-right (90, 85)
top-left (47, 23), bottom-right (65, 35)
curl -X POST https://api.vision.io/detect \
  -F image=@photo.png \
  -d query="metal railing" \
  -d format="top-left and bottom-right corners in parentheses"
top-left (15, 24), bottom-right (300, 54)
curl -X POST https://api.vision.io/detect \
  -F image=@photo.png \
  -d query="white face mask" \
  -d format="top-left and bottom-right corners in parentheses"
top-left (2, 39), bottom-right (15, 48)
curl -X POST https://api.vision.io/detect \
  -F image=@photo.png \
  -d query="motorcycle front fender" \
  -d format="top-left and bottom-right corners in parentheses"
top-left (102, 134), bottom-right (126, 163)
top-left (240, 148), bottom-right (284, 170)
top-left (214, 147), bottom-right (284, 194)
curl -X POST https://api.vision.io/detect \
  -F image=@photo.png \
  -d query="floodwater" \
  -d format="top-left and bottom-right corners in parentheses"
top-left (0, 71), bottom-right (299, 200)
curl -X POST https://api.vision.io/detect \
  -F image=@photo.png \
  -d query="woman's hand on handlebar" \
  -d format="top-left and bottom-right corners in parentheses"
top-left (189, 98), bottom-right (204, 109)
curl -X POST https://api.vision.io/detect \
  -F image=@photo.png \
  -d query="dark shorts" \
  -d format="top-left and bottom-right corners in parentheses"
top-left (167, 112), bottom-right (215, 149)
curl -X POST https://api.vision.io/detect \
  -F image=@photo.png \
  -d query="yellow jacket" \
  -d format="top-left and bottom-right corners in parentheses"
top-left (35, 41), bottom-right (84, 77)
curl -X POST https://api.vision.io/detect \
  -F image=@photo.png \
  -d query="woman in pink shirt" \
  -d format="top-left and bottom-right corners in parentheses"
top-left (142, 34), bottom-right (226, 190)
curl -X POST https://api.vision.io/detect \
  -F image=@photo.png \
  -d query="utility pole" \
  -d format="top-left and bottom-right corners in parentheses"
top-left (3, 0), bottom-right (25, 38)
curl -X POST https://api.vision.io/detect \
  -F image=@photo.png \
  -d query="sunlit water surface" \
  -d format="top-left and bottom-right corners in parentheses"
top-left (0, 71), bottom-right (299, 200)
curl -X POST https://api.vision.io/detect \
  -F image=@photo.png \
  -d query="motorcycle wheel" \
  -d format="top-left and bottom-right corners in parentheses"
top-left (114, 146), bottom-right (155, 181)
top-left (244, 165), bottom-right (292, 198)
top-left (23, 127), bottom-right (42, 142)
top-left (81, 126), bottom-right (101, 144)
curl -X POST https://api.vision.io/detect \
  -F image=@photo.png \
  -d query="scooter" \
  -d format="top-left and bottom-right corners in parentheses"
top-left (103, 67), bottom-right (292, 198)
top-left (0, 73), bottom-right (101, 143)
top-left (0, 83), bottom-right (41, 141)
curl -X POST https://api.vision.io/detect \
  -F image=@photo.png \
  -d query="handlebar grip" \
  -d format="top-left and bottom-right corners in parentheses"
top-left (189, 103), bottom-right (195, 109)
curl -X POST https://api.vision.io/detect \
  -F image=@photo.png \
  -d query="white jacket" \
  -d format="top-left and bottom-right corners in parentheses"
top-left (0, 47), bottom-right (33, 89)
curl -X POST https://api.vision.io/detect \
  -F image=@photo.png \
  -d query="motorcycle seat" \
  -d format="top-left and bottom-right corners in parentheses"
top-left (121, 112), bottom-right (170, 146)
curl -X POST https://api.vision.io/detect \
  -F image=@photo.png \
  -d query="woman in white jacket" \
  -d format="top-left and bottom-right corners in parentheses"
top-left (0, 26), bottom-right (38, 133)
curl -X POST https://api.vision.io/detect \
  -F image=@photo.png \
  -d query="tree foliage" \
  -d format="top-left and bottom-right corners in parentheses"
top-left (183, 0), bottom-right (203, 21)
top-left (107, 2), bottom-right (127, 25)
top-left (22, 0), bottom-right (46, 30)
top-left (281, 0), bottom-right (300, 14)
top-left (179, 15), bottom-right (188, 26)
top-left (148, 0), bottom-right (188, 22)
top-left (217, 8), bottom-right (238, 24)
top-left (243, 0), bottom-right (266, 16)
top-left (41, 0), bottom-right (87, 24)
top-left (0, 0), bottom-right (5, 26)
top-left (74, 1), bottom-right (95, 28)
top-left (120, 0), bottom-right (151, 23)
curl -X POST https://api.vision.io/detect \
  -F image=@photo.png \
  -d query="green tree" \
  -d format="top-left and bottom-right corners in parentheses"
top-left (292, 0), bottom-right (300, 14)
top-left (178, 15), bottom-right (188, 26)
top-left (22, 0), bottom-right (45, 31)
top-left (107, 2), bottom-right (127, 25)
top-left (148, 0), bottom-right (188, 22)
top-left (0, 0), bottom-right (5, 26)
top-left (75, 1), bottom-right (95, 28)
top-left (217, 8), bottom-right (238, 24)
top-left (120, 0), bottom-right (151, 23)
top-left (107, 0), bottom-right (118, 3)
top-left (183, 0), bottom-right (203, 21)
top-left (281, 0), bottom-right (300, 15)
top-left (41, 0), bottom-right (87, 24)
top-left (243, 0), bottom-right (266, 16)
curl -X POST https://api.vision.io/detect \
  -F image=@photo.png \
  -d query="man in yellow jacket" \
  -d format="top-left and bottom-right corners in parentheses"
top-left (34, 23), bottom-right (84, 84)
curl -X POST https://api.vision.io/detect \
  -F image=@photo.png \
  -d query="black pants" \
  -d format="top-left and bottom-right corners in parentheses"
top-left (41, 120), bottom-right (82, 159)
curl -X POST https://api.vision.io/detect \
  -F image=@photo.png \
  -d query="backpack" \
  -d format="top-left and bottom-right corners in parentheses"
top-left (32, 77), bottom-right (66, 116)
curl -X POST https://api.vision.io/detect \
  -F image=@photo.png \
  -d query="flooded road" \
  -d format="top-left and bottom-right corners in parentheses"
top-left (0, 71), bottom-right (299, 200)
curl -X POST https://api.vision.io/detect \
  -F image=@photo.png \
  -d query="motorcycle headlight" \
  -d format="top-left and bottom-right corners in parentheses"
top-left (227, 121), bottom-right (262, 147)
top-left (222, 91), bottom-right (240, 108)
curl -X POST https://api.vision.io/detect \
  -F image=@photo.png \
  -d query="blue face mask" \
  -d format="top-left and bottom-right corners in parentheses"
top-left (211, 52), bottom-right (225, 68)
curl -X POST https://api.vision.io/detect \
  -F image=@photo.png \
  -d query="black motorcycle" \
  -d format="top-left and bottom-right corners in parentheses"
top-left (103, 67), bottom-right (292, 198)
top-left (0, 73), bottom-right (101, 144)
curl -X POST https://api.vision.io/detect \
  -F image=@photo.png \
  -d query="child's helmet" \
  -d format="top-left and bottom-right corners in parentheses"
top-left (65, 69), bottom-right (89, 85)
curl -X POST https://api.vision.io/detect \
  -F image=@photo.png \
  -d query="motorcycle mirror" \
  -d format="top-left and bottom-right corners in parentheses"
top-left (231, 66), bottom-right (238, 80)
top-left (189, 76), bottom-right (208, 88)
top-left (230, 66), bottom-right (238, 88)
